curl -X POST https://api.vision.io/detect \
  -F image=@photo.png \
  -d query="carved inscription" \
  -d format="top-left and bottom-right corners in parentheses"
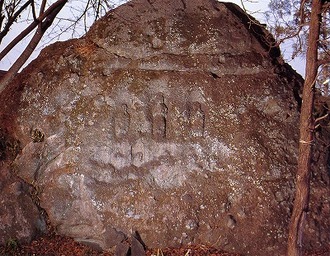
top-left (152, 94), bottom-right (168, 140)
top-left (188, 102), bottom-right (205, 137)
top-left (131, 102), bottom-right (151, 136)
top-left (114, 104), bottom-right (130, 138)
top-left (111, 95), bottom-right (205, 142)
top-left (98, 94), bottom-right (209, 170)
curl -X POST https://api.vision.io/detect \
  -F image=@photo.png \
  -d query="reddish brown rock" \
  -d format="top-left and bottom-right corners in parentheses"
top-left (0, 130), bottom-right (46, 245)
top-left (0, 0), bottom-right (329, 255)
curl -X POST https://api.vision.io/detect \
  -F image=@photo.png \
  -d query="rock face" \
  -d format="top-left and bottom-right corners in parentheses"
top-left (0, 0), bottom-right (329, 255)
top-left (0, 130), bottom-right (46, 245)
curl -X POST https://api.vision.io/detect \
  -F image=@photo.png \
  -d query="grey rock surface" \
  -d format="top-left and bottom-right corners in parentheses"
top-left (0, 0), bottom-right (329, 255)
top-left (0, 129), bottom-right (46, 244)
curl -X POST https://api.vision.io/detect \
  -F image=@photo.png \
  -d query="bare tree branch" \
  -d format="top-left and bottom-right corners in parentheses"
top-left (39, 0), bottom-right (46, 15)
top-left (0, 0), bottom-right (68, 93)
top-left (318, 57), bottom-right (330, 66)
top-left (0, 0), bottom-right (67, 62)
top-left (0, 0), bottom-right (120, 93)
top-left (0, 0), bottom-right (32, 44)
top-left (31, 0), bottom-right (37, 21)
top-left (0, 0), bottom-right (5, 30)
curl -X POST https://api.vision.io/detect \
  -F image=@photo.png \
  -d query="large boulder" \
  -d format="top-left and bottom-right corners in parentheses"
top-left (0, 0), bottom-right (328, 254)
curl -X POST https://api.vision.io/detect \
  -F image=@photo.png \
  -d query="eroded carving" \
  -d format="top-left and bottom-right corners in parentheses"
top-left (131, 101), bottom-right (151, 137)
top-left (152, 94), bottom-right (168, 140)
top-left (111, 94), bottom-right (206, 142)
top-left (188, 102), bottom-right (205, 137)
top-left (171, 106), bottom-right (189, 139)
top-left (114, 104), bottom-right (130, 138)
top-left (131, 140), bottom-right (145, 167)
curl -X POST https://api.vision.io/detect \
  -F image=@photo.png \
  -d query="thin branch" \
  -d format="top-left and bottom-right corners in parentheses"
top-left (39, 0), bottom-right (46, 15)
top-left (0, 0), bottom-right (4, 30)
top-left (84, 0), bottom-right (92, 31)
top-left (299, 0), bottom-right (308, 24)
top-left (0, 0), bottom-right (68, 93)
top-left (317, 57), bottom-right (330, 66)
top-left (315, 113), bottom-right (329, 125)
top-left (0, 0), bottom-right (67, 61)
top-left (0, 0), bottom-right (33, 44)
top-left (31, 0), bottom-right (37, 21)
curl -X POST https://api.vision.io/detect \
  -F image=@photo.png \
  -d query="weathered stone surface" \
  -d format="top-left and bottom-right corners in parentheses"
top-left (0, 128), bottom-right (46, 245)
top-left (0, 184), bottom-right (42, 245)
top-left (307, 95), bottom-right (330, 250)
top-left (0, 0), bottom-right (329, 255)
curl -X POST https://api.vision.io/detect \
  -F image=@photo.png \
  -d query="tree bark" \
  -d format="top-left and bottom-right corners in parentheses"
top-left (287, 0), bottom-right (322, 255)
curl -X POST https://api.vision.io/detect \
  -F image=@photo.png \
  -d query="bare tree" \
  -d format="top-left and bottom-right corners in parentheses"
top-left (287, 1), bottom-right (323, 255)
top-left (0, 0), bottom-right (68, 92)
top-left (0, 0), bottom-right (121, 93)
top-left (265, 0), bottom-right (329, 255)
top-left (242, 0), bottom-right (329, 255)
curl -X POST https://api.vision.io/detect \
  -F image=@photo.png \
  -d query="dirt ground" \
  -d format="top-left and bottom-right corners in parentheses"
top-left (0, 232), bottom-right (328, 256)
top-left (0, 233), bottom-right (237, 256)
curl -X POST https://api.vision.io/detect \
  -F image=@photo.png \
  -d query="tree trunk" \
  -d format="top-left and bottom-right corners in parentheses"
top-left (287, 0), bottom-right (322, 255)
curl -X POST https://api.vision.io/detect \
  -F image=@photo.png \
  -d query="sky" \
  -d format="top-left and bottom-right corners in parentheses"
top-left (222, 0), bottom-right (305, 76)
top-left (0, 0), bottom-right (305, 76)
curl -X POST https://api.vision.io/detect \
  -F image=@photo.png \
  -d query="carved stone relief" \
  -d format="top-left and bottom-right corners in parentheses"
top-left (114, 104), bottom-right (130, 139)
top-left (188, 101), bottom-right (205, 138)
top-left (151, 93), bottom-right (168, 140)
